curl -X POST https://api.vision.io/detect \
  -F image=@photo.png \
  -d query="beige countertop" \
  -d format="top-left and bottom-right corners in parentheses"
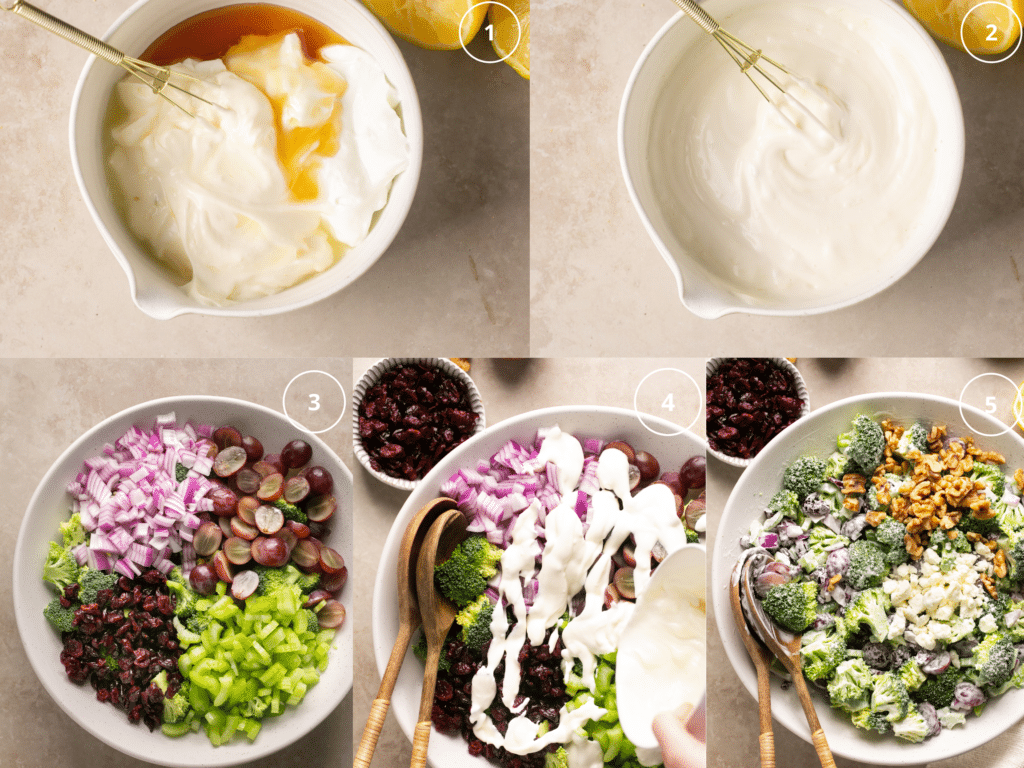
top-left (531, 0), bottom-right (1024, 357)
top-left (351, 356), bottom-right (706, 766)
top-left (0, 358), bottom-right (353, 767)
top-left (0, 1), bottom-right (528, 357)
top-left (706, 357), bottom-right (1024, 768)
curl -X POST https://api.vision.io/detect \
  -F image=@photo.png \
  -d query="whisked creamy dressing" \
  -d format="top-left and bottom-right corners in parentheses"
top-left (648, 0), bottom-right (941, 305)
top-left (466, 427), bottom-right (690, 760)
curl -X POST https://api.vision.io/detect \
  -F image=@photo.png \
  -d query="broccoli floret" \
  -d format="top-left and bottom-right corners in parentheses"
top-left (798, 527), bottom-right (850, 573)
top-left (292, 569), bottom-right (321, 594)
top-left (969, 632), bottom-right (1017, 689)
top-left (185, 613), bottom-right (211, 636)
top-left (851, 707), bottom-right (891, 734)
top-left (827, 658), bottom-right (874, 712)
top-left (898, 660), bottom-right (927, 692)
top-left (241, 696), bottom-right (270, 719)
top-left (841, 588), bottom-right (891, 643)
top-left (294, 608), bottom-right (320, 635)
top-left (800, 627), bottom-right (847, 681)
top-left (873, 517), bottom-right (906, 551)
top-left (60, 513), bottom-right (87, 549)
top-left (43, 597), bottom-right (77, 633)
top-left (762, 581), bottom-right (818, 633)
top-left (783, 456), bottom-right (828, 500)
top-left (685, 527), bottom-right (700, 544)
top-left (456, 595), bottom-right (495, 652)
top-left (544, 746), bottom-right (569, 768)
top-left (845, 415), bottom-right (885, 474)
top-left (151, 670), bottom-right (192, 725)
top-left (936, 706), bottom-right (966, 730)
top-left (434, 535), bottom-right (503, 608)
top-left (996, 501), bottom-right (1024, 535)
top-left (272, 498), bottom-right (307, 525)
top-left (892, 705), bottom-right (931, 743)
top-left (77, 568), bottom-right (120, 605)
top-left (412, 631), bottom-right (451, 673)
top-left (960, 512), bottom-right (1003, 538)
top-left (895, 423), bottom-right (928, 459)
top-left (1000, 532), bottom-right (1024, 583)
top-left (253, 563), bottom-right (313, 597)
top-left (847, 539), bottom-right (888, 590)
top-left (42, 540), bottom-right (80, 593)
top-left (164, 572), bottom-right (199, 618)
top-left (825, 451), bottom-right (852, 480)
top-left (972, 463), bottom-right (1007, 500)
top-left (871, 671), bottom-right (911, 723)
top-left (767, 490), bottom-right (802, 520)
top-left (175, 463), bottom-right (189, 482)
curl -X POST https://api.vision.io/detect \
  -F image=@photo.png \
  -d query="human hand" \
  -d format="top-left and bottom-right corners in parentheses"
top-left (653, 698), bottom-right (706, 768)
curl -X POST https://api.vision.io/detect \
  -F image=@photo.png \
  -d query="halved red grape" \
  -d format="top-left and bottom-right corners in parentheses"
top-left (231, 517), bottom-right (259, 541)
top-left (253, 460), bottom-right (279, 479)
top-left (196, 439), bottom-right (219, 459)
top-left (231, 569), bottom-right (259, 600)
top-left (255, 505), bottom-right (284, 535)
top-left (320, 566), bottom-right (347, 593)
top-left (679, 456), bottom-right (706, 490)
top-left (303, 589), bottom-right (331, 609)
top-left (241, 435), bottom-right (264, 463)
top-left (286, 520), bottom-right (310, 539)
top-left (217, 515), bottom-right (234, 539)
top-left (224, 536), bottom-right (253, 565)
top-left (305, 466), bottom-right (333, 496)
top-left (659, 471), bottom-right (685, 497)
top-left (317, 600), bottom-right (346, 629)
top-left (213, 446), bottom-right (247, 478)
top-left (605, 441), bottom-right (636, 463)
top-left (635, 451), bottom-right (660, 482)
top-left (604, 583), bottom-right (621, 608)
top-left (257, 473), bottom-right (284, 502)
top-left (621, 540), bottom-right (636, 568)
top-left (291, 538), bottom-right (321, 570)
top-left (275, 527), bottom-right (298, 554)
top-left (628, 463), bottom-right (641, 491)
top-left (281, 440), bottom-right (313, 469)
top-left (236, 496), bottom-right (259, 526)
top-left (208, 486), bottom-right (239, 516)
top-left (613, 566), bottom-right (636, 600)
top-left (652, 542), bottom-right (668, 563)
top-left (283, 475), bottom-right (310, 504)
top-left (213, 425), bottom-right (243, 450)
top-left (684, 495), bottom-right (706, 530)
top-left (319, 546), bottom-right (346, 575)
top-left (235, 468), bottom-right (260, 495)
top-left (212, 550), bottom-right (234, 583)
top-left (306, 494), bottom-right (336, 523)
top-left (189, 563), bottom-right (218, 595)
top-left (251, 536), bottom-right (289, 567)
top-left (194, 522), bottom-right (223, 557)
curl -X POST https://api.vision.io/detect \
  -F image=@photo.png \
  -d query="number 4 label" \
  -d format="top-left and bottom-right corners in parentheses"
top-left (662, 393), bottom-right (675, 412)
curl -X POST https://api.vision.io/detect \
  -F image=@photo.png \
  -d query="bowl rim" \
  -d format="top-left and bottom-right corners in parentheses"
top-left (371, 404), bottom-right (707, 765)
top-left (704, 357), bottom-right (811, 468)
top-left (68, 0), bottom-right (424, 319)
top-left (617, 0), bottom-right (966, 319)
top-left (711, 391), bottom-right (1024, 763)
top-left (351, 357), bottom-right (487, 491)
top-left (12, 394), bottom-right (353, 766)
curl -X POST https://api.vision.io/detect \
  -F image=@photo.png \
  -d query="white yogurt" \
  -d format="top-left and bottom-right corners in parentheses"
top-left (108, 33), bottom-right (409, 305)
top-left (648, 0), bottom-right (941, 305)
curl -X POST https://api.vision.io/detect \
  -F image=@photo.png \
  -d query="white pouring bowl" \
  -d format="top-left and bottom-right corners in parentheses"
top-left (70, 0), bottom-right (423, 319)
top-left (618, 0), bottom-right (964, 318)
top-left (12, 396), bottom-right (353, 766)
top-left (711, 393), bottom-right (1024, 764)
top-left (371, 405), bottom-right (707, 767)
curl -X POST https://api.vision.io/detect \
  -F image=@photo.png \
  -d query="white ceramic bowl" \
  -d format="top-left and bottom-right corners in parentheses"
top-left (618, 0), bottom-right (965, 318)
top-left (711, 393), bottom-right (1024, 764)
top-left (12, 396), bottom-right (353, 766)
top-left (70, 0), bottom-right (423, 319)
top-left (352, 358), bottom-right (486, 491)
top-left (705, 357), bottom-right (810, 468)
top-left (371, 405), bottom-right (706, 767)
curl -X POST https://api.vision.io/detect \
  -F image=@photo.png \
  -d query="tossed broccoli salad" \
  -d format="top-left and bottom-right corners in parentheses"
top-left (742, 414), bottom-right (1024, 743)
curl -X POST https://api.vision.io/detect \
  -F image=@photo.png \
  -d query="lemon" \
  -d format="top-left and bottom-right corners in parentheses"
top-left (488, 0), bottom-right (529, 79)
top-left (903, 0), bottom-right (1022, 54)
top-left (362, 0), bottom-right (488, 50)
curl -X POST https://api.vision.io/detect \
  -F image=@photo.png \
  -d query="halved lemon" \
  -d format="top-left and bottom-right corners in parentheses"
top-left (362, 0), bottom-right (489, 51)
top-left (903, 0), bottom-right (1022, 54)
top-left (488, 0), bottom-right (529, 79)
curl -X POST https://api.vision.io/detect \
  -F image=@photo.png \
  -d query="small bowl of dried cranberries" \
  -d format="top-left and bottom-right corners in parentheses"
top-left (353, 358), bottom-right (486, 490)
top-left (705, 358), bottom-right (810, 468)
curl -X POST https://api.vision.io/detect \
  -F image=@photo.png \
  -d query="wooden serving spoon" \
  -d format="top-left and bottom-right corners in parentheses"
top-left (354, 497), bottom-right (458, 768)
top-left (411, 508), bottom-right (468, 768)
top-left (730, 552), bottom-right (776, 768)
top-left (741, 556), bottom-right (836, 768)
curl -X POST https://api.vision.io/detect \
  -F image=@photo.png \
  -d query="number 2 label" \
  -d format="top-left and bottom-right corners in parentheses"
top-left (987, 23), bottom-right (999, 41)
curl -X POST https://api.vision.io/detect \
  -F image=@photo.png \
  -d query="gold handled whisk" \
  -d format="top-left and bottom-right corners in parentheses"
top-left (2, 0), bottom-right (215, 116)
top-left (670, 0), bottom-right (794, 104)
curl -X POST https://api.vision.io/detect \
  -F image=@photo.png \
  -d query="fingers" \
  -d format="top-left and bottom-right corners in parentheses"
top-left (653, 710), bottom-right (707, 768)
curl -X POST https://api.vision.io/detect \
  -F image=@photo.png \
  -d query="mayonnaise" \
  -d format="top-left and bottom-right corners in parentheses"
top-left (107, 33), bottom-right (409, 305)
top-left (648, 0), bottom-right (940, 305)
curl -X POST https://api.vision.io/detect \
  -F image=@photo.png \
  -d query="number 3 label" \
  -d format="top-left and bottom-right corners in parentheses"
top-left (309, 394), bottom-right (320, 411)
